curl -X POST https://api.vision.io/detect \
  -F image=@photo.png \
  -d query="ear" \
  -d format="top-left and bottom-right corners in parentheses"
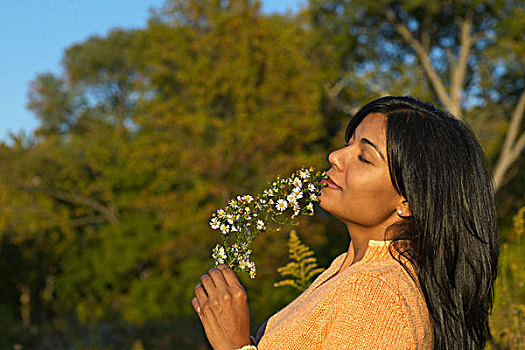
top-left (396, 199), bottom-right (411, 218)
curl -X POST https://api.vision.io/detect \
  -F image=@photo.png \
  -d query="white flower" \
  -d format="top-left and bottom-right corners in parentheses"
top-left (247, 261), bottom-right (256, 278)
top-left (212, 244), bottom-right (227, 265)
top-left (209, 217), bottom-right (220, 230)
top-left (256, 220), bottom-right (265, 231)
top-left (287, 194), bottom-right (297, 206)
top-left (292, 187), bottom-right (303, 199)
top-left (307, 202), bottom-right (314, 214)
top-left (231, 243), bottom-right (240, 256)
top-left (276, 199), bottom-right (288, 211)
top-left (264, 188), bottom-right (274, 197)
top-left (238, 251), bottom-right (251, 269)
top-left (210, 167), bottom-right (326, 279)
top-left (299, 169), bottom-right (310, 179)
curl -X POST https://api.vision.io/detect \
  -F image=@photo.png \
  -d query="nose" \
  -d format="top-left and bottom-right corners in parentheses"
top-left (328, 147), bottom-right (345, 171)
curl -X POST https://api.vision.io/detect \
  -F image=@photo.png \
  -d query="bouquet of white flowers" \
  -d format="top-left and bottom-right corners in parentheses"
top-left (209, 167), bottom-right (327, 278)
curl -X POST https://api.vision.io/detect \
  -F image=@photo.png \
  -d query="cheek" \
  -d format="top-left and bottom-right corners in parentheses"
top-left (342, 172), bottom-right (399, 219)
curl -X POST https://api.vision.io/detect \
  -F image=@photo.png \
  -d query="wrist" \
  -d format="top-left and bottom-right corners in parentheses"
top-left (231, 337), bottom-right (254, 350)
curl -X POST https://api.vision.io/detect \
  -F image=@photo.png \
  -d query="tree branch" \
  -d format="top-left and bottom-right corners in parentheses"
top-left (510, 131), bottom-right (525, 164)
top-left (50, 189), bottom-right (120, 225)
top-left (323, 75), bottom-right (351, 99)
top-left (492, 88), bottom-right (525, 190)
top-left (21, 185), bottom-right (120, 225)
top-left (384, 10), bottom-right (456, 116)
top-left (450, 11), bottom-right (474, 117)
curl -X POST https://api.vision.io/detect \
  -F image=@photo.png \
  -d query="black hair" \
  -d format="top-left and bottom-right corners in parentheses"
top-left (345, 96), bottom-right (499, 349)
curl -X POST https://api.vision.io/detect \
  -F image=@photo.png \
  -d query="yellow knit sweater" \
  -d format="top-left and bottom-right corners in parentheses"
top-left (256, 240), bottom-right (433, 349)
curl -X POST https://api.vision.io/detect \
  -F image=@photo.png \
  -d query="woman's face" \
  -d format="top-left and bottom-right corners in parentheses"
top-left (320, 113), bottom-right (405, 228)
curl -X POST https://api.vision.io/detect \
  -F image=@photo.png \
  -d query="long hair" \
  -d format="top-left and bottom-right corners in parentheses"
top-left (345, 96), bottom-right (499, 349)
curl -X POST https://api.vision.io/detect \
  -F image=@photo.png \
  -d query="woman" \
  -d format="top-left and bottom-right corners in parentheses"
top-left (192, 96), bottom-right (499, 349)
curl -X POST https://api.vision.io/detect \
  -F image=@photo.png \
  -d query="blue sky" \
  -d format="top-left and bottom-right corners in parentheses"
top-left (0, 0), bottom-right (305, 142)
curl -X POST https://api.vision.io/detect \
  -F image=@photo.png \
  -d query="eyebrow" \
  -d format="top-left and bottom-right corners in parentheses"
top-left (360, 138), bottom-right (386, 162)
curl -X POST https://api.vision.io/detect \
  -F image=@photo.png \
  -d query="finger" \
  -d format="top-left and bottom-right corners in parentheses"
top-left (201, 273), bottom-right (216, 293)
top-left (191, 297), bottom-right (202, 315)
top-left (208, 267), bottom-right (229, 289)
top-left (195, 283), bottom-right (208, 304)
top-left (217, 264), bottom-right (243, 287)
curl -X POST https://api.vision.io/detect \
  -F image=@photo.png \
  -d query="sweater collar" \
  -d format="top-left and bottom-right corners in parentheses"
top-left (334, 239), bottom-right (406, 269)
top-left (361, 239), bottom-right (396, 263)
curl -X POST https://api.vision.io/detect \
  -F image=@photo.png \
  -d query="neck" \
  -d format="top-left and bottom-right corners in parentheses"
top-left (342, 222), bottom-right (395, 270)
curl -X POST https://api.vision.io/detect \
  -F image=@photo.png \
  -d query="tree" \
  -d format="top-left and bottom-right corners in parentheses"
top-left (127, 0), bottom-right (329, 320)
top-left (1, 1), bottom-right (330, 345)
top-left (308, 0), bottom-right (525, 191)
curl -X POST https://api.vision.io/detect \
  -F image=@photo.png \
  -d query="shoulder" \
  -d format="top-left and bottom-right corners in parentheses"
top-left (339, 258), bottom-right (421, 300)
top-left (333, 265), bottom-right (412, 317)
top-left (325, 261), bottom-right (432, 348)
top-left (333, 260), bottom-right (424, 317)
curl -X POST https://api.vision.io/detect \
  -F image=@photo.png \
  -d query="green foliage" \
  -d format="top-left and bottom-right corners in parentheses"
top-left (274, 230), bottom-right (325, 292)
top-left (489, 207), bottom-right (525, 349)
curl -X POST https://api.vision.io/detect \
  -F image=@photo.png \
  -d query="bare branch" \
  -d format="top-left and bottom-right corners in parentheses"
top-left (421, 30), bottom-right (431, 53)
top-left (450, 11), bottom-right (474, 117)
top-left (322, 75), bottom-right (351, 99)
top-left (492, 88), bottom-right (525, 190)
top-left (510, 131), bottom-right (525, 163)
top-left (384, 9), bottom-right (456, 116)
top-left (322, 74), bottom-right (387, 116)
top-left (472, 32), bottom-right (486, 45)
top-left (21, 185), bottom-right (120, 225)
top-left (503, 88), bottom-right (525, 155)
top-left (49, 189), bottom-right (120, 225)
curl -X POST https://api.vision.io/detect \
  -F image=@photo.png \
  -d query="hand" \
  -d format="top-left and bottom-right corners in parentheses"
top-left (192, 264), bottom-right (252, 350)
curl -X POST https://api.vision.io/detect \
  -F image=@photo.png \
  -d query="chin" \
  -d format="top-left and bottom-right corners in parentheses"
top-left (318, 195), bottom-right (332, 213)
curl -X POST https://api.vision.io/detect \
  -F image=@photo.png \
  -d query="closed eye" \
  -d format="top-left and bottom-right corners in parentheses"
top-left (358, 155), bottom-right (372, 164)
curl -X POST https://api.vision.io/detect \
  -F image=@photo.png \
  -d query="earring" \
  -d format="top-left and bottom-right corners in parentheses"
top-left (397, 209), bottom-right (403, 215)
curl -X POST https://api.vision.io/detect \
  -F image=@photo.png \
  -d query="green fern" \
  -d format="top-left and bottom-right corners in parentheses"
top-left (274, 230), bottom-right (325, 292)
top-left (131, 340), bottom-right (144, 350)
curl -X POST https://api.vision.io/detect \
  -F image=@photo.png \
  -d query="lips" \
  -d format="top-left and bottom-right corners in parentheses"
top-left (321, 175), bottom-right (343, 190)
